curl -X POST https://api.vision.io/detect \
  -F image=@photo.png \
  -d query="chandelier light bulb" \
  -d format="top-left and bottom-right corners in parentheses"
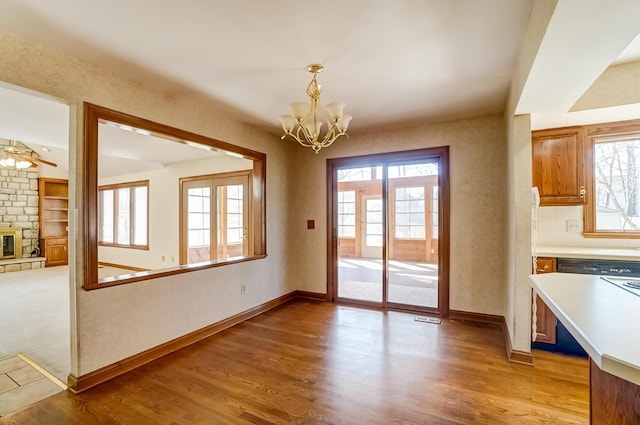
top-left (16, 159), bottom-right (33, 169)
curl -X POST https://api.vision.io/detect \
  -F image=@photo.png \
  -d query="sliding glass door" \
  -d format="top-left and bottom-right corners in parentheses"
top-left (336, 166), bottom-right (383, 303)
top-left (329, 148), bottom-right (449, 316)
top-left (387, 162), bottom-right (439, 308)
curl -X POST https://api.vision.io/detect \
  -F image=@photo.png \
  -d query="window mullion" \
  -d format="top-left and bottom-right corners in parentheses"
top-left (113, 189), bottom-right (119, 245)
top-left (129, 187), bottom-right (136, 247)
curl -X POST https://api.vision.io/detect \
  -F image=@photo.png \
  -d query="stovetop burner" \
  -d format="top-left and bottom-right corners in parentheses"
top-left (600, 277), bottom-right (640, 298)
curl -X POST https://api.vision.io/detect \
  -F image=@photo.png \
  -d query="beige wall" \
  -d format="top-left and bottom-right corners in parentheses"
top-left (572, 60), bottom-right (640, 112)
top-left (287, 115), bottom-right (508, 316)
top-left (0, 30), bottom-right (296, 376)
top-left (504, 0), bottom-right (557, 352)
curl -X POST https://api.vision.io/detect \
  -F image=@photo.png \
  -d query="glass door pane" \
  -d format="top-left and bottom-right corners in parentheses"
top-left (387, 161), bottom-right (439, 308)
top-left (336, 166), bottom-right (383, 303)
top-left (186, 185), bottom-right (211, 264)
top-left (216, 182), bottom-right (248, 259)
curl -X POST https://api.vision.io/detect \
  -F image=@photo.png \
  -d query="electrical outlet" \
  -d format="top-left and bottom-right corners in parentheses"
top-left (566, 220), bottom-right (581, 232)
top-left (240, 283), bottom-right (246, 294)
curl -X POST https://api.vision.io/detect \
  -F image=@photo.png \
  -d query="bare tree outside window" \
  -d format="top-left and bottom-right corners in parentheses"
top-left (594, 138), bottom-right (640, 231)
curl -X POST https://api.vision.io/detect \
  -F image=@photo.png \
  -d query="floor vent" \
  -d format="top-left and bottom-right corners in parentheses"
top-left (415, 316), bottom-right (441, 324)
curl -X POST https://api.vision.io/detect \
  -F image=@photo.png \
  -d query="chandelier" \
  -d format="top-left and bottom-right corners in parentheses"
top-left (0, 140), bottom-right (56, 169)
top-left (280, 64), bottom-right (352, 154)
top-left (0, 154), bottom-right (34, 169)
top-left (0, 142), bottom-right (35, 169)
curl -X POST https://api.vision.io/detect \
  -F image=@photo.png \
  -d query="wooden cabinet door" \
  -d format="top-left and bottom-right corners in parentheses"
top-left (532, 127), bottom-right (586, 206)
top-left (532, 257), bottom-right (557, 344)
top-left (44, 238), bottom-right (68, 266)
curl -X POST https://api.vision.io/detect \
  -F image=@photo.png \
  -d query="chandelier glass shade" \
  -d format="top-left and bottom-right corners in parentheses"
top-left (280, 64), bottom-right (352, 154)
top-left (0, 153), bottom-right (34, 169)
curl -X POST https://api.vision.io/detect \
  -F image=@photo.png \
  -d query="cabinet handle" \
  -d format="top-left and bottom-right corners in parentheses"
top-left (536, 264), bottom-right (550, 273)
top-left (579, 186), bottom-right (585, 198)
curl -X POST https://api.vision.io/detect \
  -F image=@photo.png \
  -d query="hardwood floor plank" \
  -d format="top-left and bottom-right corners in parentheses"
top-left (0, 300), bottom-right (588, 424)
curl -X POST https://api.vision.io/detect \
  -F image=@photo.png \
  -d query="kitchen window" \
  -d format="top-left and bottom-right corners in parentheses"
top-left (584, 120), bottom-right (640, 238)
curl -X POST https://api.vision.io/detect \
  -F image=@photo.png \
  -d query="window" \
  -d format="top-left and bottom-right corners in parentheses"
top-left (593, 136), bottom-right (640, 231)
top-left (584, 120), bottom-right (640, 238)
top-left (395, 187), bottom-right (425, 239)
top-left (337, 166), bottom-right (382, 182)
top-left (338, 191), bottom-right (356, 237)
top-left (365, 197), bottom-right (383, 246)
top-left (99, 181), bottom-right (148, 248)
top-left (187, 186), bottom-right (211, 262)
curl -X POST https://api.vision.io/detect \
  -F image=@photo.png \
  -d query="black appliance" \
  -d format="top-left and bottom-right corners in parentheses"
top-left (534, 257), bottom-right (640, 357)
top-left (557, 257), bottom-right (640, 277)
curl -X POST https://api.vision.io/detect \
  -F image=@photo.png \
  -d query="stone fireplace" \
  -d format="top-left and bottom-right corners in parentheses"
top-left (0, 139), bottom-right (45, 272)
top-left (0, 139), bottom-right (40, 258)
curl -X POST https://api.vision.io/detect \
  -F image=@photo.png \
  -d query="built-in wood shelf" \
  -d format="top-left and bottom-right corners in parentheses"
top-left (38, 178), bottom-right (69, 267)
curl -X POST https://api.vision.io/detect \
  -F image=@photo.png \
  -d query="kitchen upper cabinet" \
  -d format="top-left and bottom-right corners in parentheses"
top-left (532, 257), bottom-right (556, 344)
top-left (532, 127), bottom-right (586, 206)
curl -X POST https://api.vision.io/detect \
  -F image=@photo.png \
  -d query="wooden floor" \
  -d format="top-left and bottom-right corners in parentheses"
top-left (0, 299), bottom-right (589, 424)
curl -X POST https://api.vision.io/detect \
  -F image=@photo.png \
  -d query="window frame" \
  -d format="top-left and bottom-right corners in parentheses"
top-left (584, 119), bottom-right (640, 238)
top-left (179, 170), bottom-right (252, 264)
top-left (83, 102), bottom-right (266, 290)
top-left (98, 180), bottom-right (149, 249)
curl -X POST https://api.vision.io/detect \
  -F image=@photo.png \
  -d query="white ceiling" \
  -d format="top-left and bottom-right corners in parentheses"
top-left (0, 0), bottom-right (535, 136)
top-left (0, 0), bottom-right (639, 158)
top-left (516, 1), bottom-right (640, 130)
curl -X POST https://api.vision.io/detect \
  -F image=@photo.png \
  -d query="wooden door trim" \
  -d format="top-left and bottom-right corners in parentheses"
top-left (326, 146), bottom-right (450, 317)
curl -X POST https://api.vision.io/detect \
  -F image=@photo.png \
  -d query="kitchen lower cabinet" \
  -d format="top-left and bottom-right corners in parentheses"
top-left (41, 237), bottom-right (68, 267)
top-left (590, 359), bottom-right (640, 425)
top-left (532, 257), bottom-right (556, 344)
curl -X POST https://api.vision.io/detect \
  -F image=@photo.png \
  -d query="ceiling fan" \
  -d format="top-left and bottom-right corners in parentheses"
top-left (0, 140), bottom-right (57, 169)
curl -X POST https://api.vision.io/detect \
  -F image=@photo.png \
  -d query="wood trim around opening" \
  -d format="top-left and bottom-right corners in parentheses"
top-left (82, 102), bottom-right (267, 290)
top-left (326, 147), bottom-right (451, 317)
top-left (582, 119), bottom-right (640, 237)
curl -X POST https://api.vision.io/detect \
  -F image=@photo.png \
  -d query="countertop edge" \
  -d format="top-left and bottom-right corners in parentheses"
top-left (530, 273), bottom-right (640, 386)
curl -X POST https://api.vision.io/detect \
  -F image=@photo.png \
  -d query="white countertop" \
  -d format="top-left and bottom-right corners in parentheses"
top-left (536, 246), bottom-right (640, 261)
top-left (530, 272), bottom-right (640, 386)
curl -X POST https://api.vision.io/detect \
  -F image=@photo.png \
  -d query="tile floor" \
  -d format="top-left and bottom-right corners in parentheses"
top-left (0, 354), bottom-right (64, 417)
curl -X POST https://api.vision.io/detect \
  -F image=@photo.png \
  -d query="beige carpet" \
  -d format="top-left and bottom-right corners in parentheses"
top-left (0, 266), bottom-right (70, 383)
